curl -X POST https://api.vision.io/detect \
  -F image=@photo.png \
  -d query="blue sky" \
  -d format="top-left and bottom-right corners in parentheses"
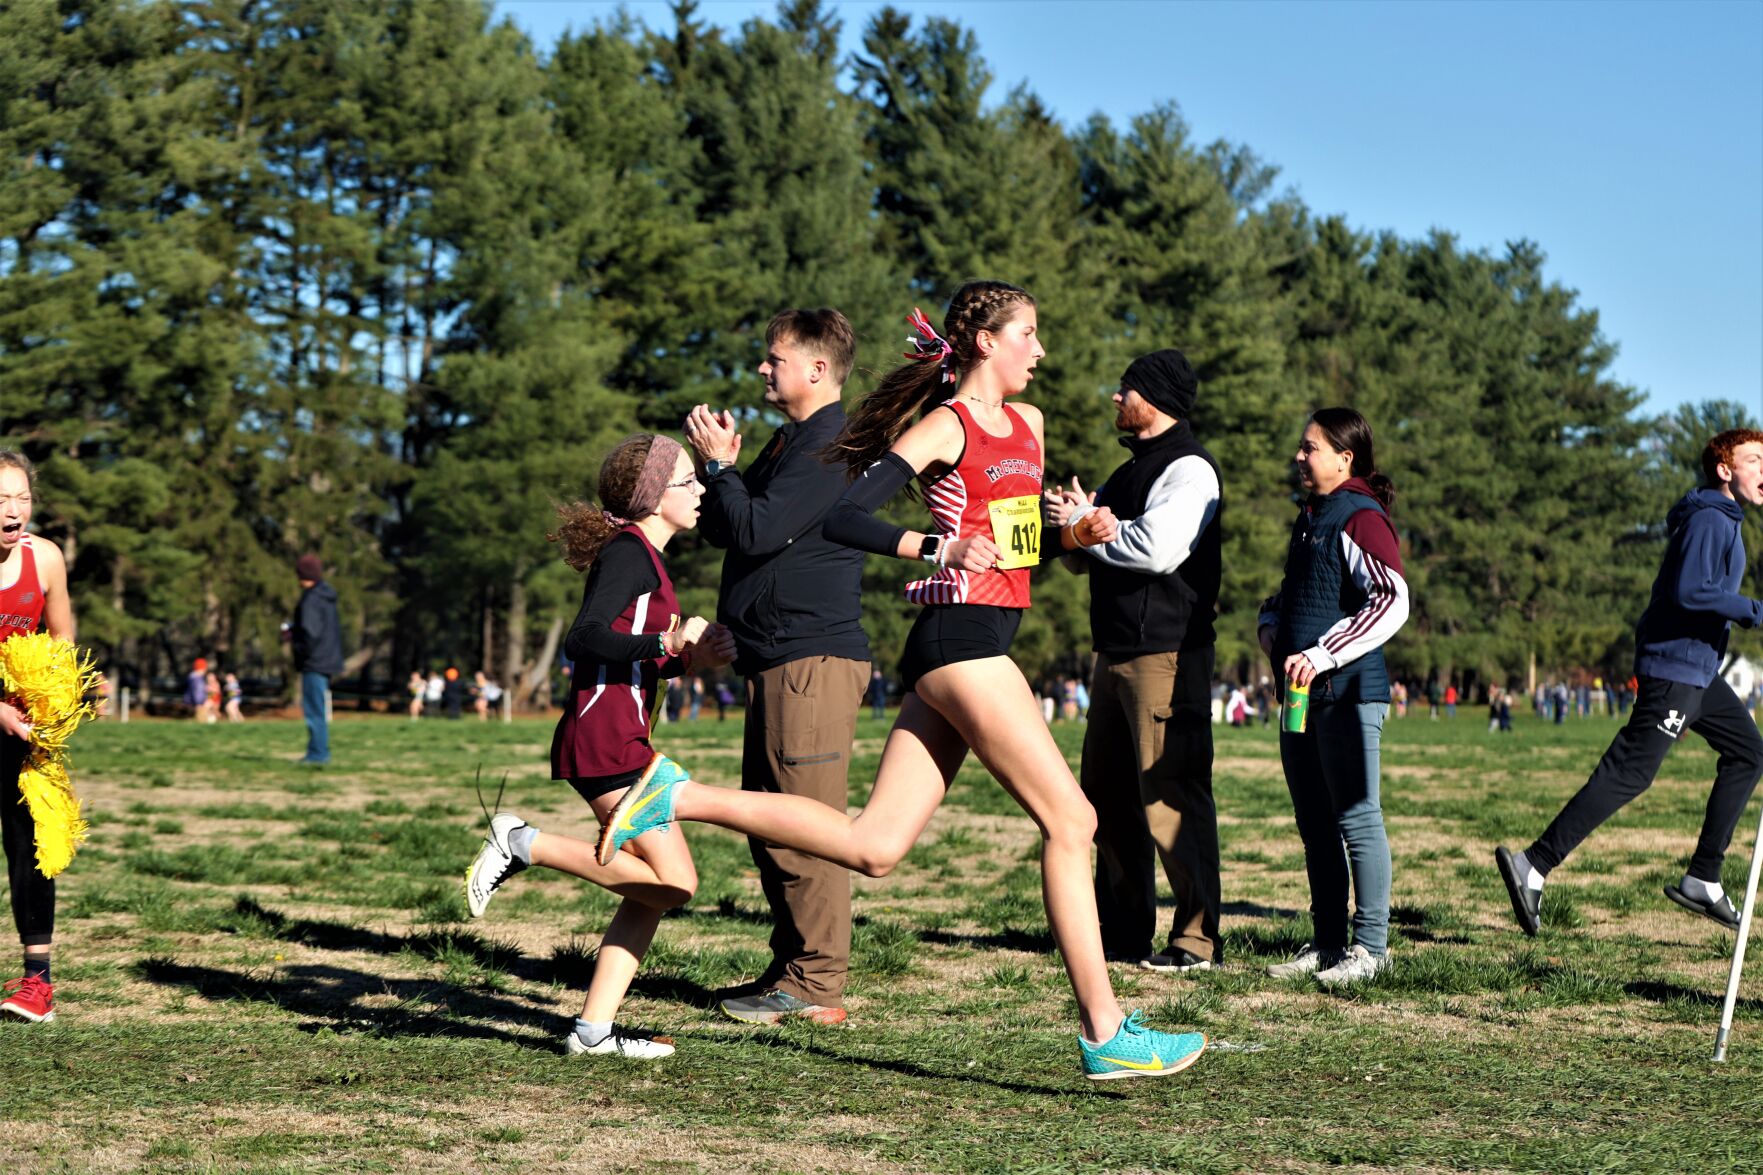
top-left (494, 0), bottom-right (1763, 419)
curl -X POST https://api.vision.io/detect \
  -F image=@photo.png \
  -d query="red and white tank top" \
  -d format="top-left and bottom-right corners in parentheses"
top-left (904, 400), bottom-right (1043, 609)
top-left (0, 536), bottom-right (45, 643)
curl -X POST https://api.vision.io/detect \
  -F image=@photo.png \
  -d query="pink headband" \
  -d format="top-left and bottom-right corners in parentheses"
top-left (604, 435), bottom-right (685, 527)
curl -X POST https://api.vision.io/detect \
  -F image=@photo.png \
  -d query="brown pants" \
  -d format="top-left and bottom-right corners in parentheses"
top-left (1082, 648), bottom-right (1221, 962)
top-left (743, 655), bottom-right (868, 1006)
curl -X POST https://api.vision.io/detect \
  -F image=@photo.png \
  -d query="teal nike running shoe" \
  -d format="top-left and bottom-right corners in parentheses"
top-left (1079, 1010), bottom-right (1206, 1080)
top-left (595, 754), bottom-right (687, 865)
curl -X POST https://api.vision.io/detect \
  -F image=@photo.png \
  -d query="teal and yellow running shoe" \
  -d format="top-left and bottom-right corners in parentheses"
top-left (595, 753), bottom-right (688, 865)
top-left (1079, 1010), bottom-right (1206, 1080)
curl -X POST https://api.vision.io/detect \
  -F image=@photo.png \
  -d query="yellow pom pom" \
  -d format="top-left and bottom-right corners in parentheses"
top-left (0, 633), bottom-right (99, 878)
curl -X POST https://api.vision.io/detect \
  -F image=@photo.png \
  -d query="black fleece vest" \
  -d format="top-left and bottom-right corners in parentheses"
top-left (1274, 488), bottom-right (1391, 706)
top-left (1088, 424), bottom-right (1222, 657)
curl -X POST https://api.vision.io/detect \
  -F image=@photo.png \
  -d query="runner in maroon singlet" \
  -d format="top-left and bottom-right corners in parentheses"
top-left (462, 434), bottom-right (734, 1058)
top-left (0, 452), bottom-right (77, 1024)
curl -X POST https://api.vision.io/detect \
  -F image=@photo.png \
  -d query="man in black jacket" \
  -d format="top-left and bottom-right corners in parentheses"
top-left (286, 554), bottom-right (344, 766)
top-left (684, 308), bottom-right (870, 1025)
top-left (1050, 349), bottom-right (1224, 971)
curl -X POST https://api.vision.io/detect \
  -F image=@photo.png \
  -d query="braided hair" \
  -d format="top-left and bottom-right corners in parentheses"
top-left (827, 280), bottom-right (1035, 478)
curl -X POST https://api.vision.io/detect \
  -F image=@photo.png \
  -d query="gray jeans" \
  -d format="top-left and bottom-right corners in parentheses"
top-left (1279, 701), bottom-right (1391, 956)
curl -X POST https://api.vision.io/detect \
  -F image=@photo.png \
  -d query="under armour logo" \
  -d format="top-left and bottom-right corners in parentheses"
top-left (1657, 710), bottom-right (1686, 739)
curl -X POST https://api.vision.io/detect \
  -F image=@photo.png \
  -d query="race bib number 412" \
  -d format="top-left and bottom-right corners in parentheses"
top-left (988, 495), bottom-right (1041, 570)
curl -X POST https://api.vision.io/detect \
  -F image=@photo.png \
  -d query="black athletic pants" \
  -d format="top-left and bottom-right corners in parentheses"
top-left (1527, 674), bottom-right (1763, 882)
top-left (1, 734), bottom-right (54, 946)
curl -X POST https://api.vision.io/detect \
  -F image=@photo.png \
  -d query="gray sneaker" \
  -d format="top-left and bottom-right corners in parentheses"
top-left (1316, 944), bottom-right (1388, 987)
top-left (719, 988), bottom-right (847, 1026)
top-left (1266, 943), bottom-right (1338, 979)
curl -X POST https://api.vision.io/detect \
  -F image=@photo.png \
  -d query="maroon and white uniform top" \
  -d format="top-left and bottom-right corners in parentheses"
top-left (550, 527), bottom-right (686, 781)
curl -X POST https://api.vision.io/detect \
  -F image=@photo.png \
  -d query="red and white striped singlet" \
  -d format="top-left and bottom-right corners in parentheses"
top-left (904, 400), bottom-right (1043, 609)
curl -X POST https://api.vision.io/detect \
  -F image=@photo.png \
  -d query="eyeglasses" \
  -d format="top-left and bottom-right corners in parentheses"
top-left (666, 475), bottom-right (701, 491)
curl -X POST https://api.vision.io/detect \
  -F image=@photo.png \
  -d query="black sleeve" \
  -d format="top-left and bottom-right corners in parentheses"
top-left (702, 445), bottom-right (848, 556)
top-left (562, 535), bottom-right (667, 665)
top-left (822, 452), bottom-right (913, 556)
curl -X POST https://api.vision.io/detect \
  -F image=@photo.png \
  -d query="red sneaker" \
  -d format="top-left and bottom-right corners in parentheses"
top-left (1, 975), bottom-right (55, 1023)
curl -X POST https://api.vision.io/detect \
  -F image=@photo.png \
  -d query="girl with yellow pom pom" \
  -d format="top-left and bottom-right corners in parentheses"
top-left (0, 452), bottom-right (76, 1024)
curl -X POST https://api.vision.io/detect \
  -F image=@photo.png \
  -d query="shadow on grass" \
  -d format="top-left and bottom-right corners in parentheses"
top-left (130, 958), bottom-right (560, 1048)
top-left (737, 1030), bottom-right (1128, 1100)
top-left (1625, 979), bottom-right (1763, 1017)
top-left (223, 896), bottom-right (596, 989)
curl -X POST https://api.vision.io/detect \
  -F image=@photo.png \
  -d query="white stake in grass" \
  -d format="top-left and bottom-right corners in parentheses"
top-left (1713, 798), bottom-right (1763, 1062)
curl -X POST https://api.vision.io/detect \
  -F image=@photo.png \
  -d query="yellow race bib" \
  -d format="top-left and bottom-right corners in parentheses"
top-left (988, 495), bottom-right (1041, 570)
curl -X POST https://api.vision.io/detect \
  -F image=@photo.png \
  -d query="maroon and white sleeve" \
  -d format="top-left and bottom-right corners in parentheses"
top-left (1301, 509), bottom-right (1409, 672)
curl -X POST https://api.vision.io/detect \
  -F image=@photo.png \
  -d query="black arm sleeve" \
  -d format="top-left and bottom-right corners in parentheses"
top-left (562, 535), bottom-right (666, 665)
top-left (822, 452), bottom-right (914, 556)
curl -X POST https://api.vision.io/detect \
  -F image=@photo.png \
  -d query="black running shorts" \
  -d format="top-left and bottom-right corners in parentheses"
top-left (898, 604), bottom-right (1024, 693)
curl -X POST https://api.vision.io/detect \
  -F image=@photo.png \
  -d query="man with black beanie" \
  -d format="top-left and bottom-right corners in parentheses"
top-left (1049, 348), bottom-right (1224, 971)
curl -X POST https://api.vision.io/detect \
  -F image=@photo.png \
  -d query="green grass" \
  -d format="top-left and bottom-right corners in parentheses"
top-left (0, 710), bottom-right (1760, 1171)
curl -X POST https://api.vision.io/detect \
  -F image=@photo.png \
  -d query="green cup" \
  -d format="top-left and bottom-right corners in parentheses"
top-left (1282, 680), bottom-right (1311, 733)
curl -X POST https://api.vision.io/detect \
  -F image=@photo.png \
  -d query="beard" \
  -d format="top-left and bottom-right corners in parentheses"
top-left (1115, 399), bottom-right (1158, 433)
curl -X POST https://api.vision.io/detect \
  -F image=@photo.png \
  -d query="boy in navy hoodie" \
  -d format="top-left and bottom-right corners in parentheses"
top-left (1497, 429), bottom-right (1763, 936)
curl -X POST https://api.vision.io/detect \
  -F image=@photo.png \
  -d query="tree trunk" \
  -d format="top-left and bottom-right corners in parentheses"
top-left (503, 563), bottom-right (527, 709)
top-left (481, 585), bottom-right (494, 677)
top-left (521, 613), bottom-right (564, 710)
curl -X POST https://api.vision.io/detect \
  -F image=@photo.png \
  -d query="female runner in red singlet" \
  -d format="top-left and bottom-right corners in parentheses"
top-left (463, 434), bottom-right (735, 1058)
top-left (597, 283), bottom-right (1208, 1080)
top-left (0, 452), bottom-right (77, 1025)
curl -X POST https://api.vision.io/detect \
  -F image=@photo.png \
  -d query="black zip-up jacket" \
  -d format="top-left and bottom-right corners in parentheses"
top-left (291, 581), bottom-right (345, 676)
top-left (1088, 423), bottom-right (1222, 657)
top-left (698, 400), bottom-right (870, 675)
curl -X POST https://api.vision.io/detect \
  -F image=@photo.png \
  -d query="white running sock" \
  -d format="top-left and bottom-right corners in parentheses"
top-left (576, 1018), bottom-right (613, 1046)
top-left (1681, 874), bottom-right (1726, 904)
top-left (509, 824), bottom-right (538, 865)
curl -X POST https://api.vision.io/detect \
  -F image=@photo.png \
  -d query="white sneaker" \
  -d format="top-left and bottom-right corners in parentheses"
top-left (1265, 943), bottom-right (1335, 979)
top-left (565, 1024), bottom-right (675, 1059)
top-left (464, 812), bottom-right (528, 918)
top-left (1315, 944), bottom-right (1387, 987)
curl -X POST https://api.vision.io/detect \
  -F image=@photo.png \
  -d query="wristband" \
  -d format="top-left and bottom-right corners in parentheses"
top-left (657, 632), bottom-right (669, 658)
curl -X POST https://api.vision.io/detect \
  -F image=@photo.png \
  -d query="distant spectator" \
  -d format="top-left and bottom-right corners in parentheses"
top-left (424, 671), bottom-right (444, 714)
top-left (407, 670), bottom-right (426, 720)
top-left (1427, 678), bottom-right (1441, 720)
top-left (689, 675), bottom-right (703, 722)
top-left (285, 554), bottom-right (343, 765)
top-left (473, 671), bottom-right (490, 721)
top-left (184, 658), bottom-right (208, 720)
top-left (204, 670), bottom-right (221, 725)
top-left (867, 669), bottom-right (888, 719)
top-left (442, 667), bottom-right (464, 719)
top-left (715, 677), bottom-right (735, 722)
top-left (223, 672), bottom-right (243, 723)
top-left (1444, 683), bottom-right (1458, 719)
top-left (1225, 683), bottom-right (1254, 727)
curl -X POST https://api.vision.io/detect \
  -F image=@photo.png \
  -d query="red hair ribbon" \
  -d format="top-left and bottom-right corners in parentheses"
top-left (904, 308), bottom-right (956, 384)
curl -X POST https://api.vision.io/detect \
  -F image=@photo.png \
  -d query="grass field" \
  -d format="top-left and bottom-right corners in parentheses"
top-left (2, 708), bottom-right (1762, 1172)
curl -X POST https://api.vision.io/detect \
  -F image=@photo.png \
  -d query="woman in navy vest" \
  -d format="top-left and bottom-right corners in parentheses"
top-left (1257, 408), bottom-right (1410, 986)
